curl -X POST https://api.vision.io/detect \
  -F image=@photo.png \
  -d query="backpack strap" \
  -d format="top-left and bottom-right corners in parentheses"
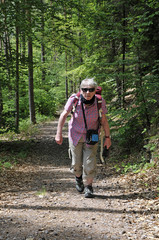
top-left (71, 92), bottom-right (80, 114)
top-left (95, 94), bottom-right (102, 118)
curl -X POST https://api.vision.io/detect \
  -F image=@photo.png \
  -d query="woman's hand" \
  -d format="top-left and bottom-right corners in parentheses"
top-left (104, 137), bottom-right (111, 149)
top-left (55, 133), bottom-right (63, 145)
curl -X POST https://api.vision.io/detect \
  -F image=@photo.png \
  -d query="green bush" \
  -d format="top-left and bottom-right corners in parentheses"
top-left (34, 89), bottom-right (56, 116)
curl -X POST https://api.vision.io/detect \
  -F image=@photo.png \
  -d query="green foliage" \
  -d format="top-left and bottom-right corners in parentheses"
top-left (144, 141), bottom-right (156, 152)
top-left (0, 147), bottom-right (29, 171)
top-left (19, 119), bottom-right (39, 138)
top-left (0, 0), bottom-right (159, 162)
top-left (19, 115), bottom-right (54, 138)
top-left (0, 158), bottom-right (13, 170)
top-left (34, 89), bottom-right (56, 116)
top-left (36, 186), bottom-right (47, 198)
top-left (110, 106), bottom-right (145, 154)
top-left (113, 155), bottom-right (158, 175)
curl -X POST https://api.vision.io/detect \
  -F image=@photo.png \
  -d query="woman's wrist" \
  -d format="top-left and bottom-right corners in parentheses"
top-left (105, 135), bottom-right (110, 138)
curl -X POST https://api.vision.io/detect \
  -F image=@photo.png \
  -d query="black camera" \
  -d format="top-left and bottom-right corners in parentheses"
top-left (86, 129), bottom-right (99, 145)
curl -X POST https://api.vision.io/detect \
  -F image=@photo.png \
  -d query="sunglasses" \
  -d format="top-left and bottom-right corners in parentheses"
top-left (82, 88), bottom-right (95, 92)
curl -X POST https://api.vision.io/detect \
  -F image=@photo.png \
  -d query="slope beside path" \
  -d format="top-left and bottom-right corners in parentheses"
top-left (0, 120), bottom-right (159, 240)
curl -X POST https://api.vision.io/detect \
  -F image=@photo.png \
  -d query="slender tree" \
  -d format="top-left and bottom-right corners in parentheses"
top-left (15, 1), bottom-right (20, 132)
top-left (21, 0), bottom-right (26, 64)
top-left (41, 0), bottom-right (46, 82)
top-left (27, 1), bottom-right (36, 124)
top-left (121, 3), bottom-right (126, 109)
top-left (64, 7), bottom-right (68, 99)
top-left (0, 77), bottom-right (3, 127)
top-left (0, 0), bottom-right (4, 126)
top-left (3, 0), bottom-right (11, 83)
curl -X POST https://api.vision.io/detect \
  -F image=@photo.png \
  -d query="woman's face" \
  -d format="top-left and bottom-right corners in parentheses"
top-left (80, 85), bottom-right (96, 100)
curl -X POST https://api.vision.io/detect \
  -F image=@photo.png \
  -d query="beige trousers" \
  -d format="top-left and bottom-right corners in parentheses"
top-left (69, 137), bottom-right (98, 180)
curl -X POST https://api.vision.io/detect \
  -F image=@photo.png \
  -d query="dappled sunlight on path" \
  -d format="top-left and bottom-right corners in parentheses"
top-left (32, 119), bottom-right (68, 140)
top-left (0, 119), bottom-right (159, 240)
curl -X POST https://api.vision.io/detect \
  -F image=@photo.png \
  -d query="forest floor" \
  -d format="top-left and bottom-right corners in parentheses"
top-left (0, 119), bottom-right (159, 240)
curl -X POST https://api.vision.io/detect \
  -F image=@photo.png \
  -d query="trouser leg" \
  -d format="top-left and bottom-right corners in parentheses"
top-left (69, 138), bottom-right (84, 177)
top-left (83, 143), bottom-right (98, 181)
top-left (69, 138), bottom-right (98, 180)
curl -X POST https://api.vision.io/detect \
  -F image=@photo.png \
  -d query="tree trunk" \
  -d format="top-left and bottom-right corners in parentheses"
top-left (0, 79), bottom-right (3, 128)
top-left (41, 0), bottom-right (46, 82)
top-left (15, 15), bottom-right (20, 132)
top-left (122, 3), bottom-right (126, 109)
top-left (27, 4), bottom-right (36, 124)
top-left (135, 47), bottom-right (151, 130)
top-left (64, 8), bottom-right (68, 99)
top-left (3, 0), bottom-right (11, 83)
top-left (21, 0), bottom-right (26, 64)
top-left (15, 0), bottom-right (22, 132)
top-left (65, 48), bottom-right (68, 99)
top-left (0, 0), bottom-right (3, 126)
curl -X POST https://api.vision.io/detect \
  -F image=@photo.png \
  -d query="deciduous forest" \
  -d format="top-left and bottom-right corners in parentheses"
top-left (1, 0), bottom-right (159, 160)
top-left (0, 1), bottom-right (159, 239)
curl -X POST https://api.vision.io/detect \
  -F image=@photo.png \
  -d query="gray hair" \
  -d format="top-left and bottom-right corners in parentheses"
top-left (80, 78), bottom-right (97, 89)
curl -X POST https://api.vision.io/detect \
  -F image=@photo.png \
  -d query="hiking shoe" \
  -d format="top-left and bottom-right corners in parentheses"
top-left (84, 185), bottom-right (94, 198)
top-left (75, 178), bottom-right (84, 193)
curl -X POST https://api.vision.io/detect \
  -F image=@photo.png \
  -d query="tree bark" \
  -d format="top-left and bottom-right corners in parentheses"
top-left (0, 0), bottom-right (3, 126)
top-left (21, 0), bottom-right (26, 64)
top-left (3, 0), bottom-right (11, 83)
top-left (27, 3), bottom-right (36, 124)
top-left (41, 0), bottom-right (46, 82)
top-left (64, 8), bottom-right (68, 99)
top-left (0, 79), bottom-right (3, 128)
top-left (122, 3), bottom-right (126, 109)
top-left (15, 9), bottom-right (20, 132)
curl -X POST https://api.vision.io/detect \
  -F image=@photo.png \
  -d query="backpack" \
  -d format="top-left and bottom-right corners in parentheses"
top-left (71, 86), bottom-right (103, 119)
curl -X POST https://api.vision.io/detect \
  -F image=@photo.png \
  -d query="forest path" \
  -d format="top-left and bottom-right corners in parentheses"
top-left (0, 119), bottom-right (159, 240)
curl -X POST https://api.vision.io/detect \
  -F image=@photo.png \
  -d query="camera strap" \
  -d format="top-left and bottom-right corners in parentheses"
top-left (81, 102), bottom-right (88, 130)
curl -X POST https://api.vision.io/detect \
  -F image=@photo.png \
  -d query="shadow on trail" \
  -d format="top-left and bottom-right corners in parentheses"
top-left (0, 215), bottom-right (110, 240)
top-left (0, 138), bottom-right (158, 201)
top-left (93, 191), bottom-right (159, 200)
top-left (0, 138), bottom-right (70, 167)
top-left (0, 164), bottom-right (75, 194)
top-left (1, 203), bottom-right (158, 215)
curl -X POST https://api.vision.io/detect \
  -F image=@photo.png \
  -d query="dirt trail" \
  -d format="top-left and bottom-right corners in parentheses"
top-left (0, 120), bottom-right (159, 240)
